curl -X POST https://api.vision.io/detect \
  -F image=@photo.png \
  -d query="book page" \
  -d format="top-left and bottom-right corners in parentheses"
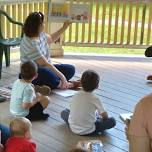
top-left (52, 89), bottom-right (77, 97)
top-left (119, 113), bottom-right (133, 122)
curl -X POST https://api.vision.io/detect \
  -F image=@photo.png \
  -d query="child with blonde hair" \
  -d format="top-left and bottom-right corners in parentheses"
top-left (0, 124), bottom-right (11, 152)
top-left (5, 117), bottom-right (36, 152)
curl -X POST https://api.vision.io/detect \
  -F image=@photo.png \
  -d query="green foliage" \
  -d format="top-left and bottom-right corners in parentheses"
top-left (64, 46), bottom-right (145, 55)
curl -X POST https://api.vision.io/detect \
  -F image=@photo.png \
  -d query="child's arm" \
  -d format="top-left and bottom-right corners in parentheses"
top-left (21, 86), bottom-right (42, 109)
top-left (94, 97), bottom-right (108, 119)
top-left (100, 112), bottom-right (108, 119)
top-left (0, 144), bottom-right (4, 152)
top-left (22, 100), bottom-right (38, 109)
top-left (22, 93), bottom-right (41, 109)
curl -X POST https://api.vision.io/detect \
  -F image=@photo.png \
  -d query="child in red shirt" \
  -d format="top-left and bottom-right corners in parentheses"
top-left (5, 117), bottom-right (36, 152)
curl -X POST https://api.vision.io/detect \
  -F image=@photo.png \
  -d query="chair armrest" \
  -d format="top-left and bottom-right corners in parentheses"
top-left (0, 10), bottom-right (23, 37)
top-left (9, 19), bottom-right (23, 37)
top-left (10, 21), bottom-right (23, 38)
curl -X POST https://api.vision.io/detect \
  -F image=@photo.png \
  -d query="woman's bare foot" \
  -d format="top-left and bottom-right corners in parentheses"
top-left (67, 80), bottom-right (81, 89)
top-left (58, 80), bottom-right (81, 90)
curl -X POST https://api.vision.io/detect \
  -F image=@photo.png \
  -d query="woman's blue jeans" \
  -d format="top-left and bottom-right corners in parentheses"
top-left (32, 64), bottom-right (75, 89)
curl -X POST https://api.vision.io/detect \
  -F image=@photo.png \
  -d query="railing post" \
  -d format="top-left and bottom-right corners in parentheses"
top-left (146, 2), bottom-right (152, 45)
top-left (127, 1), bottom-right (133, 45)
top-left (140, 2), bottom-right (146, 45)
top-left (120, 0), bottom-right (126, 44)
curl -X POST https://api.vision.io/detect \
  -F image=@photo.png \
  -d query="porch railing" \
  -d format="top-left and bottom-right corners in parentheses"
top-left (0, 0), bottom-right (152, 49)
top-left (64, 0), bottom-right (152, 48)
top-left (0, 0), bottom-right (49, 38)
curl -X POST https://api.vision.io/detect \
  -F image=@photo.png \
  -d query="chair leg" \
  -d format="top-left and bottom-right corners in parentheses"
top-left (0, 47), bottom-right (3, 79)
top-left (4, 47), bottom-right (10, 67)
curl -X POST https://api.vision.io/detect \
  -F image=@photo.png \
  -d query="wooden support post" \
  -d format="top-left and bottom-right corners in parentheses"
top-left (49, 22), bottom-right (64, 57)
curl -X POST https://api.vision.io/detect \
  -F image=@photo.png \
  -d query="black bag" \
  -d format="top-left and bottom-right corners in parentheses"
top-left (145, 46), bottom-right (152, 57)
top-left (0, 95), bottom-right (6, 102)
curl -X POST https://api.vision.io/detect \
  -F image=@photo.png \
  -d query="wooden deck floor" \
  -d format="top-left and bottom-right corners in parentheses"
top-left (1, 54), bottom-right (152, 152)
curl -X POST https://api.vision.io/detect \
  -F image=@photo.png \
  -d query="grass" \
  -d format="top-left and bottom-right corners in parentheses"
top-left (62, 2), bottom-right (150, 55)
top-left (63, 46), bottom-right (145, 55)
top-left (10, 47), bottom-right (146, 61)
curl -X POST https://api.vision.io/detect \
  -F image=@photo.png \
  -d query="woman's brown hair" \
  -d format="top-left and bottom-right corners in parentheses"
top-left (23, 12), bottom-right (44, 37)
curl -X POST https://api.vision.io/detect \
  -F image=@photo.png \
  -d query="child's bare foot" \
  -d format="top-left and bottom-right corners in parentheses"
top-left (147, 75), bottom-right (152, 80)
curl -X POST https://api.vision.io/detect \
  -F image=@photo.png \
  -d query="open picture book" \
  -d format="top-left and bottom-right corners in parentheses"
top-left (119, 113), bottom-right (133, 123)
top-left (49, 1), bottom-right (90, 23)
top-left (52, 89), bottom-right (78, 97)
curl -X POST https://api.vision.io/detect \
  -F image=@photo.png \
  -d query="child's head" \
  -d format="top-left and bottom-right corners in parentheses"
top-left (81, 70), bottom-right (100, 92)
top-left (10, 117), bottom-right (32, 139)
top-left (21, 61), bottom-right (38, 81)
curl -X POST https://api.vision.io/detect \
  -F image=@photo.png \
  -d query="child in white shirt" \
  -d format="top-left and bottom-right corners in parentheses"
top-left (61, 70), bottom-right (116, 135)
top-left (10, 61), bottom-right (50, 121)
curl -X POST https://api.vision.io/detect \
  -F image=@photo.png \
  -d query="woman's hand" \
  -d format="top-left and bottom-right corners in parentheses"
top-left (59, 75), bottom-right (69, 89)
top-left (49, 20), bottom-right (72, 43)
top-left (63, 21), bottom-right (72, 30)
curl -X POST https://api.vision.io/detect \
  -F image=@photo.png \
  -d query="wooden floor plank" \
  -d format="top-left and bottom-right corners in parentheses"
top-left (1, 54), bottom-right (152, 152)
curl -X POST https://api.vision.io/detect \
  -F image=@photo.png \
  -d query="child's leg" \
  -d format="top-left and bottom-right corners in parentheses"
top-left (77, 118), bottom-right (116, 136)
top-left (61, 109), bottom-right (70, 124)
top-left (26, 102), bottom-right (49, 121)
top-left (26, 103), bottom-right (43, 120)
top-left (94, 117), bottom-right (116, 134)
top-left (38, 95), bottom-right (50, 109)
top-left (26, 95), bottom-right (50, 121)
